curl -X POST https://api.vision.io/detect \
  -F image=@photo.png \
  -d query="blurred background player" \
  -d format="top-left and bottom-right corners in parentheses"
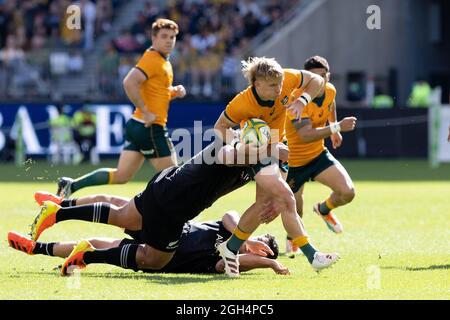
top-left (285, 56), bottom-right (356, 257)
top-left (72, 101), bottom-right (98, 164)
top-left (214, 57), bottom-right (339, 276)
top-left (56, 18), bottom-right (186, 198)
top-left (48, 103), bottom-right (79, 165)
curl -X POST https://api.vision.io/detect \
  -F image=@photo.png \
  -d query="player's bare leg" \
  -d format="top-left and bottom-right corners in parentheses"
top-left (10, 230), bottom-right (175, 275)
top-left (313, 163), bottom-right (355, 233)
top-left (73, 194), bottom-right (130, 207)
top-left (35, 191), bottom-right (130, 208)
top-left (57, 150), bottom-right (145, 197)
top-left (8, 233), bottom-right (125, 258)
top-left (61, 240), bottom-right (175, 276)
top-left (149, 154), bottom-right (177, 173)
top-left (286, 185), bottom-right (305, 257)
top-left (30, 197), bottom-right (143, 241)
top-left (57, 237), bottom-right (175, 273)
top-left (110, 150), bottom-right (145, 184)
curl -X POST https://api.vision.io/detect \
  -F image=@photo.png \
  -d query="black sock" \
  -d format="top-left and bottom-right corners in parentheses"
top-left (83, 243), bottom-right (139, 271)
top-left (32, 242), bottom-right (55, 256)
top-left (56, 203), bottom-right (110, 224)
top-left (60, 199), bottom-right (77, 207)
top-left (119, 238), bottom-right (141, 246)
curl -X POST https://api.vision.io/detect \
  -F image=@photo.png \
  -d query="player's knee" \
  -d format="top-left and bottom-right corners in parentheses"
top-left (277, 190), bottom-right (296, 213)
top-left (112, 174), bottom-right (131, 184)
top-left (340, 187), bottom-right (355, 204)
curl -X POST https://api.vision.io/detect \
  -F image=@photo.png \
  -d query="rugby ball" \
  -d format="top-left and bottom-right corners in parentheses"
top-left (240, 118), bottom-right (271, 147)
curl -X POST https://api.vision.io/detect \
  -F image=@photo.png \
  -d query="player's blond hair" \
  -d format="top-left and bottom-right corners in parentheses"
top-left (152, 18), bottom-right (179, 36)
top-left (241, 57), bottom-right (284, 86)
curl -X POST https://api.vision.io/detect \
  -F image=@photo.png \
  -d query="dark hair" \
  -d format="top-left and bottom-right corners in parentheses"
top-left (304, 55), bottom-right (329, 72)
top-left (265, 234), bottom-right (279, 259)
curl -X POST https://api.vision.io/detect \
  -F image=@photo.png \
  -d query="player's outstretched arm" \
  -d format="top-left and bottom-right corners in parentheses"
top-left (294, 115), bottom-right (357, 144)
top-left (235, 254), bottom-right (289, 275)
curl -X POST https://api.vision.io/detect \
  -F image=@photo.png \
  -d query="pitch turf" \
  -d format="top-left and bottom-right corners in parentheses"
top-left (0, 160), bottom-right (449, 300)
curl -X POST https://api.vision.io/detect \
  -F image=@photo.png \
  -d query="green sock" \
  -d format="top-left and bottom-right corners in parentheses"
top-left (300, 243), bottom-right (318, 263)
top-left (72, 168), bottom-right (114, 193)
top-left (319, 201), bottom-right (332, 215)
top-left (226, 234), bottom-right (246, 254)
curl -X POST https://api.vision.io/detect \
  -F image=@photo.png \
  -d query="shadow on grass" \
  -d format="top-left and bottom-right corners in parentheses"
top-left (5, 270), bottom-right (230, 284)
top-left (381, 264), bottom-right (450, 271)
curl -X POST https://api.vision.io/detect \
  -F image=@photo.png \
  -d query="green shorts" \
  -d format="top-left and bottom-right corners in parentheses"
top-left (287, 149), bottom-right (339, 193)
top-left (124, 119), bottom-right (174, 159)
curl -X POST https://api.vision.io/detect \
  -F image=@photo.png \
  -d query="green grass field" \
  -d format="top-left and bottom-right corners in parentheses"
top-left (0, 160), bottom-right (449, 300)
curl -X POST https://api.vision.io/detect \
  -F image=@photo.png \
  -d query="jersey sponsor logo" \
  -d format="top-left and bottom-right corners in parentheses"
top-left (269, 108), bottom-right (275, 116)
top-left (281, 96), bottom-right (289, 105)
top-left (166, 240), bottom-right (179, 250)
top-left (241, 171), bottom-right (250, 181)
top-left (215, 234), bottom-right (224, 248)
top-left (140, 148), bottom-right (155, 155)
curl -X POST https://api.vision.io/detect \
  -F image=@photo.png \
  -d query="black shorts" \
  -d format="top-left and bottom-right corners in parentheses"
top-left (132, 184), bottom-right (186, 253)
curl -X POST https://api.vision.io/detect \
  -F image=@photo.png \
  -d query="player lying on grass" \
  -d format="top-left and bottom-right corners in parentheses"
top-left (9, 196), bottom-right (288, 275)
top-left (15, 140), bottom-right (338, 276)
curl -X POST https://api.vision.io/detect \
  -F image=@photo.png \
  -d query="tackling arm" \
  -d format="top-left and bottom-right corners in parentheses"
top-left (215, 113), bottom-right (288, 165)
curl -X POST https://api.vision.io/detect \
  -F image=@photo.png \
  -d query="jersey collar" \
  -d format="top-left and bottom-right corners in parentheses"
top-left (150, 47), bottom-right (169, 60)
top-left (251, 86), bottom-right (274, 107)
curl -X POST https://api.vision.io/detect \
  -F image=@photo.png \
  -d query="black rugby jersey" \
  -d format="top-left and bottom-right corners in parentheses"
top-left (148, 142), bottom-right (252, 220)
top-left (139, 220), bottom-right (230, 274)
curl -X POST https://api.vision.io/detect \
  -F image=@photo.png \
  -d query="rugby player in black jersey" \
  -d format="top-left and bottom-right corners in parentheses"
top-left (9, 203), bottom-right (289, 275)
top-left (14, 139), bottom-right (285, 275)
